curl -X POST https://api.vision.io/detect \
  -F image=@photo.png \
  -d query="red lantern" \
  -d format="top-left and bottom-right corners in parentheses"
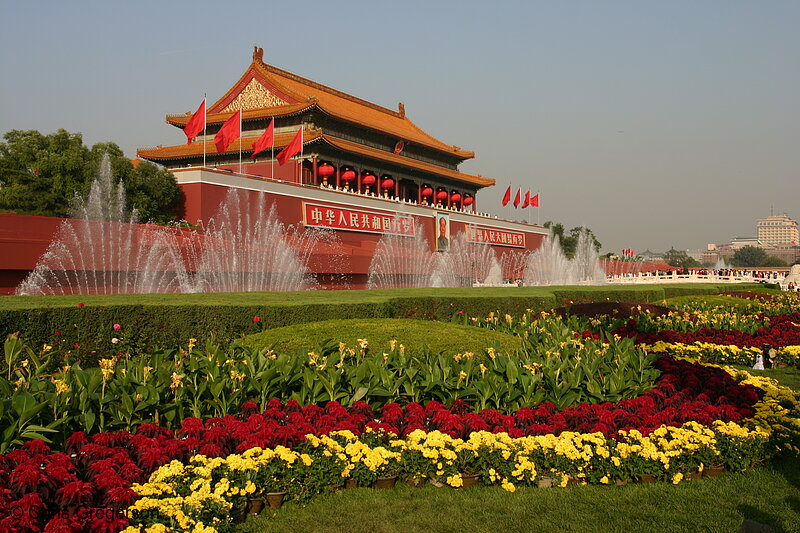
top-left (435, 189), bottom-right (448, 201)
top-left (463, 195), bottom-right (474, 206)
top-left (340, 169), bottom-right (356, 182)
top-left (318, 163), bottom-right (334, 177)
top-left (450, 192), bottom-right (462, 203)
top-left (381, 177), bottom-right (395, 189)
top-left (362, 173), bottom-right (376, 186)
top-left (421, 186), bottom-right (433, 198)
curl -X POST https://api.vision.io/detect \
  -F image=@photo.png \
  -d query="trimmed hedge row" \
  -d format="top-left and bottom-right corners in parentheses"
top-left (0, 284), bottom-right (769, 361)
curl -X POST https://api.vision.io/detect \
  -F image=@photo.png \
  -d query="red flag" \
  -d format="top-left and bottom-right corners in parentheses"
top-left (530, 193), bottom-right (540, 207)
top-left (501, 186), bottom-right (511, 206)
top-left (184, 99), bottom-right (206, 144)
top-left (250, 119), bottom-right (274, 159)
top-left (276, 127), bottom-right (303, 166)
top-left (214, 110), bottom-right (241, 153)
top-left (522, 190), bottom-right (531, 208)
top-left (513, 189), bottom-right (521, 208)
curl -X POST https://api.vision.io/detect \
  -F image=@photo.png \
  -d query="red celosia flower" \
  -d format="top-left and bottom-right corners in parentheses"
top-left (103, 486), bottom-right (138, 507)
top-left (198, 444), bottom-right (224, 458)
top-left (44, 514), bottom-right (84, 533)
top-left (57, 480), bottom-right (95, 508)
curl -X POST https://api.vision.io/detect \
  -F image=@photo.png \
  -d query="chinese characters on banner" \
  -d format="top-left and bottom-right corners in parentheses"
top-left (303, 202), bottom-right (415, 236)
top-left (466, 225), bottom-right (526, 248)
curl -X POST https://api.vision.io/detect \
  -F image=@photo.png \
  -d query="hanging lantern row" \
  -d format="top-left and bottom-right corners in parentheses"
top-left (315, 165), bottom-right (472, 208)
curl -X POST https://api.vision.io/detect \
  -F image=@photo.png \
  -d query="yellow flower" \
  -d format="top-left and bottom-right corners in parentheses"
top-left (170, 372), bottom-right (184, 390)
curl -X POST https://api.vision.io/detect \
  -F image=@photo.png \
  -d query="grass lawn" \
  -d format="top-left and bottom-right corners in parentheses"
top-left (0, 283), bottom-right (765, 310)
top-left (733, 365), bottom-right (800, 391)
top-left (240, 455), bottom-right (800, 533)
top-left (238, 318), bottom-right (522, 355)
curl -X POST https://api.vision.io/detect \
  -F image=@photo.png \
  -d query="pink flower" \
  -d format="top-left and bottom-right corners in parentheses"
top-left (113, 324), bottom-right (121, 331)
top-left (111, 338), bottom-right (119, 344)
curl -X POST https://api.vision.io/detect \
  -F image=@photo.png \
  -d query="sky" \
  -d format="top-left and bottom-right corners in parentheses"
top-left (1, 0), bottom-right (798, 254)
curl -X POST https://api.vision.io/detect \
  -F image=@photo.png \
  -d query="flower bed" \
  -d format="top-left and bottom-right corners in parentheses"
top-left (121, 422), bottom-right (767, 532)
top-left (2, 294), bottom-right (799, 532)
top-left (2, 354), bottom-right (798, 532)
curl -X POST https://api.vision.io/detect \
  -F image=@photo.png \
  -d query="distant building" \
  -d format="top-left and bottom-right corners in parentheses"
top-left (730, 237), bottom-right (763, 249)
top-left (637, 249), bottom-right (664, 262)
top-left (757, 214), bottom-right (799, 246)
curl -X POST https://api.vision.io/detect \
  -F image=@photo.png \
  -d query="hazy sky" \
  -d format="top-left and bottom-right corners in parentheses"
top-left (1, 0), bottom-right (797, 254)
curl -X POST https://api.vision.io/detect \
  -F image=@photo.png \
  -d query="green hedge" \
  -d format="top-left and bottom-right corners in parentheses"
top-left (0, 284), bottom-right (768, 362)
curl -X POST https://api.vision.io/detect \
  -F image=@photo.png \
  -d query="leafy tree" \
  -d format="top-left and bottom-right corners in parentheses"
top-left (731, 246), bottom-right (769, 267)
top-left (663, 248), bottom-right (701, 269)
top-left (761, 256), bottom-right (788, 267)
top-left (543, 221), bottom-right (602, 259)
top-left (0, 129), bottom-right (180, 223)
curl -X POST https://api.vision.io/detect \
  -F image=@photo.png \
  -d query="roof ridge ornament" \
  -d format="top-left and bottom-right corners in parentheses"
top-left (253, 46), bottom-right (264, 64)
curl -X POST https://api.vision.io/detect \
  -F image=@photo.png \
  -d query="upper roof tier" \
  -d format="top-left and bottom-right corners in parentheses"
top-left (166, 47), bottom-right (475, 161)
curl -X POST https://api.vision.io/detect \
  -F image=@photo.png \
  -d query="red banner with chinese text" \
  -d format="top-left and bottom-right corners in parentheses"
top-left (466, 225), bottom-right (526, 248)
top-left (303, 202), bottom-right (415, 236)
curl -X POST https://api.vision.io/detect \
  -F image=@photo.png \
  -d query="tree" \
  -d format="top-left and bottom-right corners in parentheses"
top-left (663, 248), bottom-right (700, 270)
top-left (730, 246), bottom-right (768, 267)
top-left (761, 256), bottom-right (788, 267)
top-left (543, 221), bottom-right (602, 259)
top-left (0, 129), bottom-right (180, 222)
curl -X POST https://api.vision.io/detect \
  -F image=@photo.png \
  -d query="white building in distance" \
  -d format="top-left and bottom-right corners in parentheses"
top-left (757, 214), bottom-right (799, 246)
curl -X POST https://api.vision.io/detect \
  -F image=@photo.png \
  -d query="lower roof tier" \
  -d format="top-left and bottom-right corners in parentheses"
top-left (137, 130), bottom-right (494, 190)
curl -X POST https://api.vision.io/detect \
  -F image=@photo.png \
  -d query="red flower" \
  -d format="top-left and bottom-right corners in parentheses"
top-left (77, 303), bottom-right (84, 308)
top-left (253, 316), bottom-right (261, 322)
top-left (57, 480), bottom-right (95, 508)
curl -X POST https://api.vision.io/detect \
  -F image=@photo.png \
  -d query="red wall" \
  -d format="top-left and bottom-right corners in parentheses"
top-left (0, 182), bottom-right (546, 294)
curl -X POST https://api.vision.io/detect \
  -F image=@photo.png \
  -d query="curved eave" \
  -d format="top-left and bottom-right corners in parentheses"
top-left (138, 131), bottom-right (492, 188)
top-left (320, 136), bottom-right (492, 188)
top-left (166, 102), bottom-right (314, 127)
top-left (312, 104), bottom-right (475, 161)
top-left (137, 130), bottom-right (323, 161)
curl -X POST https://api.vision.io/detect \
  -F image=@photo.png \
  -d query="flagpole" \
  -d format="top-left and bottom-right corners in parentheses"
top-left (202, 95), bottom-right (207, 169)
top-left (270, 119), bottom-right (274, 181)
top-left (238, 108), bottom-right (243, 175)
top-left (537, 190), bottom-right (540, 225)
top-left (527, 192), bottom-right (531, 225)
top-left (299, 122), bottom-right (304, 184)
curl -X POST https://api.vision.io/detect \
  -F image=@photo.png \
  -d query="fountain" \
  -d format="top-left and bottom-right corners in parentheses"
top-left (368, 225), bottom-right (512, 289)
top-left (17, 155), bottom-right (193, 295)
top-left (714, 257), bottom-right (727, 270)
top-left (522, 228), bottom-right (605, 286)
top-left (367, 224), bottom-right (441, 289)
top-left (193, 189), bottom-right (337, 292)
top-left (17, 156), bottom-right (336, 295)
